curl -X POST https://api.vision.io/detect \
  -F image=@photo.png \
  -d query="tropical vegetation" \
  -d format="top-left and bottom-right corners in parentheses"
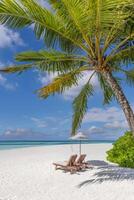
top-left (107, 131), bottom-right (134, 168)
top-left (0, 0), bottom-right (134, 135)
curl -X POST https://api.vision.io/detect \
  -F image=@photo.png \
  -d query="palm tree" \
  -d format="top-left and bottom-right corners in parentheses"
top-left (0, 0), bottom-right (134, 135)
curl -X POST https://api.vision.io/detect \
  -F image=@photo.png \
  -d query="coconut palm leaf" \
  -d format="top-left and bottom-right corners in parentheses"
top-left (0, 50), bottom-right (90, 74)
top-left (49, 0), bottom-right (94, 51)
top-left (72, 81), bottom-right (94, 135)
top-left (107, 45), bottom-right (134, 66)
top-left (37, 66), bottom-right (87, 98)
top-left (0, 63), bottom-right (34, 73)
top-left (0, 0), bottom-right (87, 52)
top-left (16, 50), bottom-right (87, 62)
top-left (16, 50), bottom-right (88, 72)
top-left (0, 0), bottom-right (31, 28)
top-left (98, 74), bottom-right (115, 104)
top-left (124, 69), bottom-right (134, 86)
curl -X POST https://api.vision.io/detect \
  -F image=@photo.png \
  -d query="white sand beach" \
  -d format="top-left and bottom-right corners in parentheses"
top-left (0, 143), bottom-right (134, 200)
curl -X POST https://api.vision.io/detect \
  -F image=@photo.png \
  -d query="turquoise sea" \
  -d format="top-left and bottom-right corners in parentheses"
top-left (0, 140), bottom-right (114, 150)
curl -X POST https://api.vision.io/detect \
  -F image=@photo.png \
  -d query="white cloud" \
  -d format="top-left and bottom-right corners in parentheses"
top-left (82, 106), bottom-right (131, 139)
top-left (0, 128), bottom-right (46, 140)
top-left (31, 115), bottom-right (70, 129)
top-left (85, 123), bottom-right (127, 140)
top-left (31, 117), bottom-right (47, 128)
top-left (87, 128), bottom-right (120, 140)
top-left (0, 74), bottom-right (17, 90)
top-left (104, 120), bottom-right (128, 129)
top-left (88, 126), bottom-right (104, 134)
top-left (63, 71), bottom-right (99, 100)
top-left (0, 25), bottom-right (24, 48)
top-left (0, 127), bottom-right (67, 140)
top-left (38, 71), bottom-right (100, 100)
top-left (38, 72), bottom-right (58, 85)
top-left (84, 106), bottom-right (125, 123)
top-left (4, 128), bottom-right (27, 136)
top-left (0, 62), bottom-right (18, 90)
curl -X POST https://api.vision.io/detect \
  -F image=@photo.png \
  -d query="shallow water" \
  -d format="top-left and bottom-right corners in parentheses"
top-left (0, 140), bottom-right (114, 150)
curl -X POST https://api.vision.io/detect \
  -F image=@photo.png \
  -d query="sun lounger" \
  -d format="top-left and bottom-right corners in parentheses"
top-left (75, 154), bottom-right (90, 169)
top-left (53, 154), bottom-right (78, 173)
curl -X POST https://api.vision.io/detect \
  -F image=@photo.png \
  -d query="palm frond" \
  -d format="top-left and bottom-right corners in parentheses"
top-left (49, 0), bottom-right (95, 56)
top-left (107, 45), bottom-right (134, 66)
top-left (15, 50), bottom-right (89, 73)
top-left (0, 50), bottom-right (90, 75)
top-left (24, 0), bottom-right (88, 52)
top-left (0, 0), bottom-right (87, 52)
top-left (0, 0), bottom-right (31, 28)
top-left (98, 74), bottom-right (115, 104)
top-left (101, 0), bottom-right (134, 54)
top-left (16, 50), bottom-right (87, 62)
top-left (37, 66), bottom-right (87, 98)
top-left (125, 69), bottom-right (134, 85)
top-left (48, 0), bottom-right (87, 48)
top-left (105, 32), bottom-right (134, 64)
top-left (72, 81), bottom-right (94, 135)
top-left (0, 63), bottom-right (34, 74)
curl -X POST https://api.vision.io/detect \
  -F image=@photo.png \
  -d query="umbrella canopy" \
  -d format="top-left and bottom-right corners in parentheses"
top-left (70, 132), bottom-right (88, 140)
top-left (70, 132), bottom-right (88, 155)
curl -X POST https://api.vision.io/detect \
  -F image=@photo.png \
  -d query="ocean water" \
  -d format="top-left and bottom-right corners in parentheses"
top-left (0, 140), bottom-right (114, 151)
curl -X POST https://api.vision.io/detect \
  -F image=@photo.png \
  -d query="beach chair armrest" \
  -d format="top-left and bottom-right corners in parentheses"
top-left (53, 161), bottom-right (67, 167)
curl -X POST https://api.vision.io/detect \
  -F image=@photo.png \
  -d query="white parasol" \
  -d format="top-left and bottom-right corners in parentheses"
top-left (70, 132), bottom-right (88, 155)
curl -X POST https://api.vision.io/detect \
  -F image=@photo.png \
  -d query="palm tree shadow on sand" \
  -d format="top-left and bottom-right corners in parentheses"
top-left (78, 160), bottom-right (134, 187)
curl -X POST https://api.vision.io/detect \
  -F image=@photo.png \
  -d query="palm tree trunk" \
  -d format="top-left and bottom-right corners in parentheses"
top-left (102, 71), bottom-right (134, 136)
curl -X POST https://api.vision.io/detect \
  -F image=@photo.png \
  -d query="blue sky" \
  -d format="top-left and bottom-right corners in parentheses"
top-left (0, 2), bottom-right (133, 140)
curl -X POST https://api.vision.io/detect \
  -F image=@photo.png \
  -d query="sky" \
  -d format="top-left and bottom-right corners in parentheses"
top-left (0, 1), bottom-right (133, 141)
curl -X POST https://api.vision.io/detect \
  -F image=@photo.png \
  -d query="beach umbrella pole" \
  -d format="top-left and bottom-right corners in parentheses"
top-left (79, 140), bottom-right (81, 155)
top-left (69, 132), bottom-right (88, 156)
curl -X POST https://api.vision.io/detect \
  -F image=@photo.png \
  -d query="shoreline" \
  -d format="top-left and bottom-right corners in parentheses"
top-left (0, 143), bottom-right (134, 200)
top-left (0, 140), bottom-right (114, 151)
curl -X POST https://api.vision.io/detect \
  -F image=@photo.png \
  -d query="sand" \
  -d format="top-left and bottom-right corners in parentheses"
top-left (0, 143), bottom-right (134, 200)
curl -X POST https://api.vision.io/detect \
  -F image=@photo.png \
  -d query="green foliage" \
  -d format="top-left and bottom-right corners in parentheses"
top-left (125, 69), bottom-right (134, 86)
top-left (72, 81), bottom-right (94, 135)
top-left (98, 74), bottom-right (115, 104)
top-left (108, 46), bottom-right (134, 67)
top-left (107, 132), bottom-right (134, 168)
top-left (37, 67), bottom-right (86, 98)
top-left (0, 0), bottom-right (31, 28)
top-left (0, 63), bottom-right (34, 73)
top-left (16, 50), bottom-right (87, 73)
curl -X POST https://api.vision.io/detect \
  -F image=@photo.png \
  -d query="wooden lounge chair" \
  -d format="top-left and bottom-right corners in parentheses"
top-left (75, 154), bottom-right (89, 169)
top-left (53, 154), bottom-right (78, 173)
